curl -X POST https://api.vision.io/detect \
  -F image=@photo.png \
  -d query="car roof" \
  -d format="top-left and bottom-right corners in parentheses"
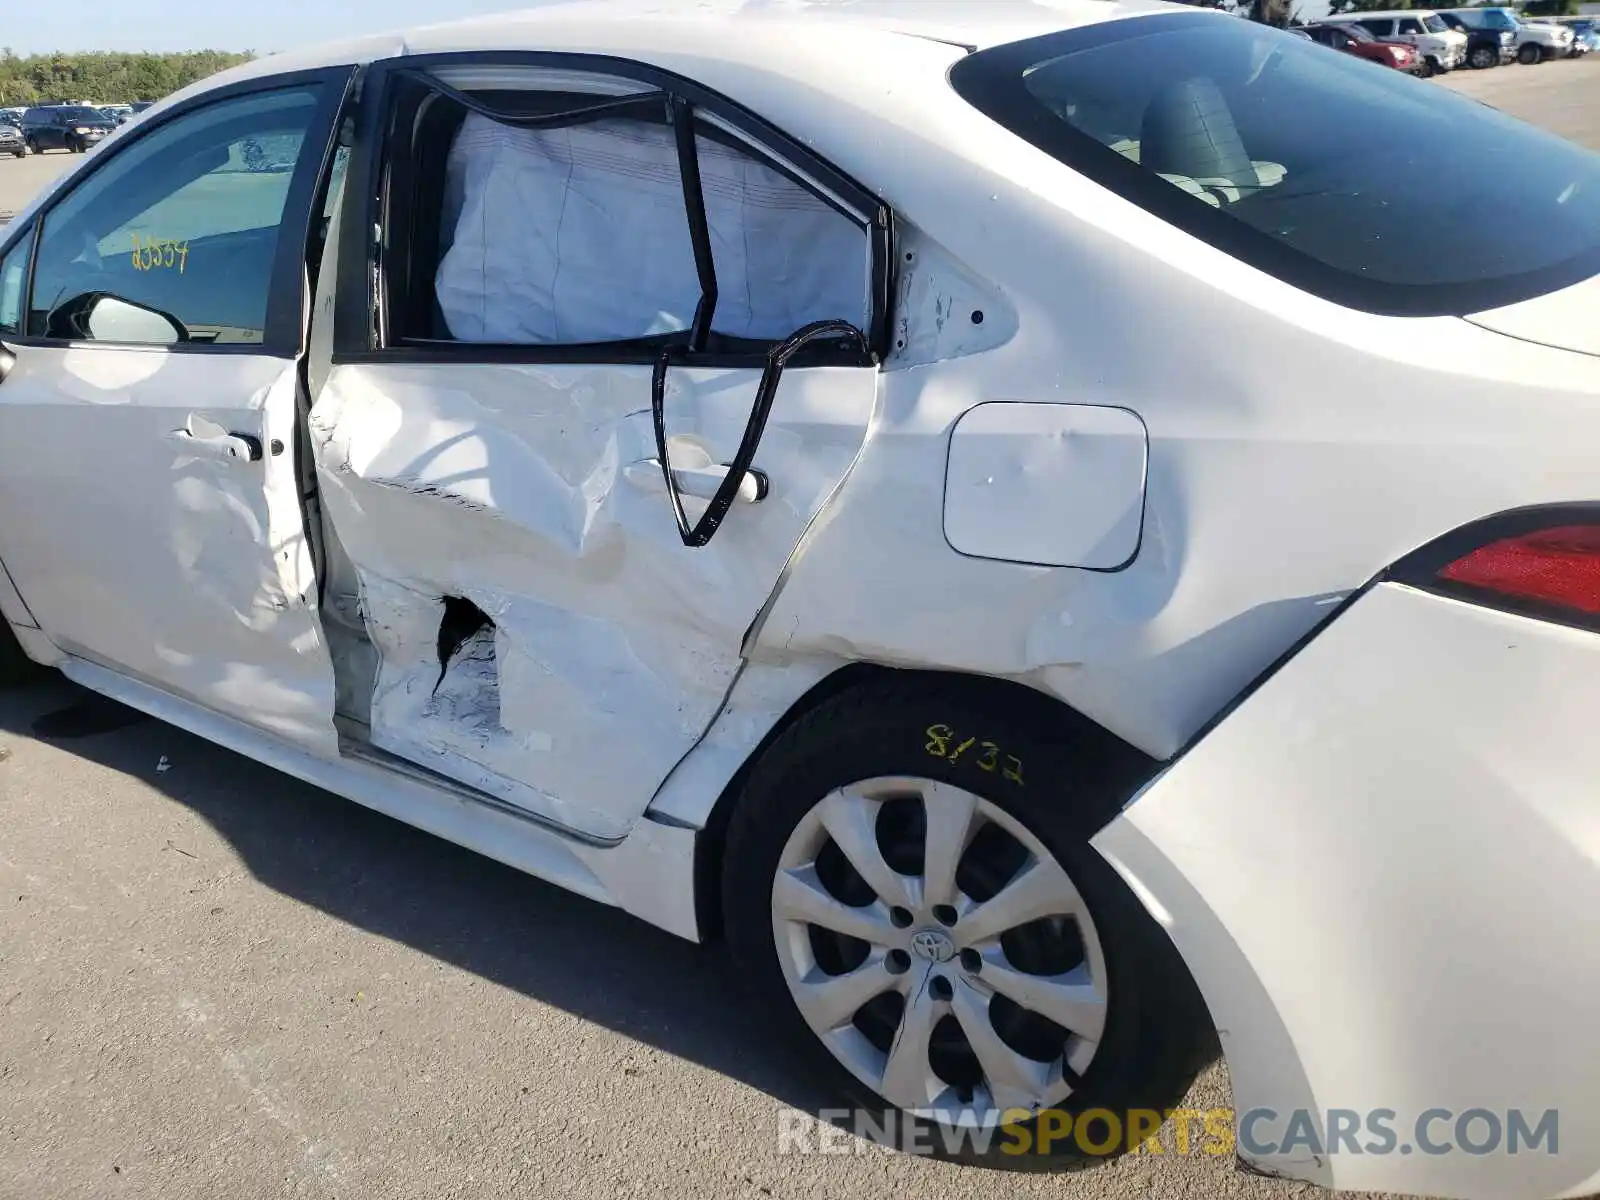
top-left (166, 0), bottom-right (1190, 98)
top-left (123, 0), bottom-right (1208, 233)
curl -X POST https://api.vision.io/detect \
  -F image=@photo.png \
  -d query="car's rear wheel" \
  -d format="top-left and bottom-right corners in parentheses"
top-left (1469, 45), bottom-right (1497, 68)
top-left (1518, 42), bottom-right (1542, 63)
top-left (722, 678), bottom-right (1215, 1165)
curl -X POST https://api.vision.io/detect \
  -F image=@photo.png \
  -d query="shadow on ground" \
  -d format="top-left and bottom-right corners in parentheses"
top-left (0, 675), bottom-right (837, 1117)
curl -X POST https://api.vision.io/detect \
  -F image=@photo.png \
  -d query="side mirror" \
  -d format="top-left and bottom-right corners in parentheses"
top-left (85, 294), bottom-right (186, 344)
top-left (46, 291), bottom-right (188, 344)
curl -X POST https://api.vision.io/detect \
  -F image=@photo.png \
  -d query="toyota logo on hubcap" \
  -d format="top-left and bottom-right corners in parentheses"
top-left (910, 929), bottom-right (956, 963)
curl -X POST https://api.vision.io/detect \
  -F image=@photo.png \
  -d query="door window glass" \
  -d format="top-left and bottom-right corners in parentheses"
top-left (1400, 19), bottom-right (1425, 35)
top-left (27, 86), bottom-right (322, 345)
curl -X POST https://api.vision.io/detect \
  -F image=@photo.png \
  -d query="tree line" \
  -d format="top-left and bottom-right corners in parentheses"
top-left (0, 50), bottom-right (254, 107)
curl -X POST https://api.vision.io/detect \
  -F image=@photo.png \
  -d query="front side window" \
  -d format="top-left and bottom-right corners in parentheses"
top-left (382, 65), bottom-right (873, 355)
top-left (1358, 19), bottom-right (1394, 36)
top-left (27, 85), bottom-right (323, 345)
top-left (1423, 15), bottom-right (1449, 33)
top-left (950, 13), bottom-right (1600, 315)
top-left (1401, 18), bottom-right (1426, 35)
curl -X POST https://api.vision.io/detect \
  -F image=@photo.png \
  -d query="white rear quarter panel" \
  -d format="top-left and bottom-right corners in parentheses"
top-left (1094, 582), bottom-right (1600, 1199)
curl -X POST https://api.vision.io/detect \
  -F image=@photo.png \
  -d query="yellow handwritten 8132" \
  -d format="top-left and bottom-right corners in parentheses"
top-left (129, 233), bottom-right (189, 274)
top-left (923, 723), bottom-right (1025, 787)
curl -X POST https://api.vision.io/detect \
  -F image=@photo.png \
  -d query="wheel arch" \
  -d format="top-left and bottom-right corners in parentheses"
top-left (689, 663), bottom-right (1159, 945)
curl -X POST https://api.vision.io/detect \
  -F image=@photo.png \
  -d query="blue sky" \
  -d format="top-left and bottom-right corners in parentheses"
top-left (11, 0), bottom-right (547, 54)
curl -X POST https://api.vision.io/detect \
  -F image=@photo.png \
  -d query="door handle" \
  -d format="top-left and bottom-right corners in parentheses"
top-left (625, 458), bottom-right (767, 504)
top-left (169, 427), bottom-right (263, 463)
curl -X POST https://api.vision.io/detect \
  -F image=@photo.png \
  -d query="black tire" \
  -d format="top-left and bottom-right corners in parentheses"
top-left (0, 621), bottom-right (42, 687)
top-left (1518, 42), bottom-right (1542, 64)
top-left (722, 676), bottom-right (1217, 1167)
top-left (1421, 56), bottom-right (1441, 76)
top-left (1469, 44), bottom-right (1498, 68)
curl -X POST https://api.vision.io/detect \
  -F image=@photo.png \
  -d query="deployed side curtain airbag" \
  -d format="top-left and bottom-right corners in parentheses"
top-left (435, 111), bottom-right (869, 345)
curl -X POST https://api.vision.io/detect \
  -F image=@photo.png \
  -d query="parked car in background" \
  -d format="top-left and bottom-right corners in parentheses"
top-left (98, 104), bottom-right (135, 125)
top-left (1302, 20), bottom-right (1424, 70)
top-left (1562, 15), bottom-right (1597, 54)
top-left (1515, 12), bottom-right (1577, 60)
top-left (129, 100), bottom-right (155, 113)
top-left (1322, 10), bottom-right (1467, 73)
top-left (1441, 6), bottom-right (1575, 63)
top-left (1433, 10), bottom-right (1516, 67)
top-left (0, 119), bottom-right (24, 159)
top-left (20, 105), bottom-right (116, 153)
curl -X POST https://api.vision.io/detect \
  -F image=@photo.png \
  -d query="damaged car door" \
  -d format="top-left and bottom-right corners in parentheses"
top-left (308, 57), bottom-right (888, 840)
top-left (0, 72), bottom-right (354, 752)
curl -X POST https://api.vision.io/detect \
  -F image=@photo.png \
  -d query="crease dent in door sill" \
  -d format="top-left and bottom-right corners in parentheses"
top-left (336, 731), bottom-right (622, 848)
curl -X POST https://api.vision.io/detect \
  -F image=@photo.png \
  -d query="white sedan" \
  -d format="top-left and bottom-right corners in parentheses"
top-left (1, 3), bottom-right (1598, 1196)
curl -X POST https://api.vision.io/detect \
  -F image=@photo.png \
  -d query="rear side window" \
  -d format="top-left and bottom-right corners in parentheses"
top-left (950, 13), bottom-right (1600, 315)
top-left (378, 66), bottom-right (875, 357)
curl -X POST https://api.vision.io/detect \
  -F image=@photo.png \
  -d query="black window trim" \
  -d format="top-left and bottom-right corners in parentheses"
top-left (0, 220), bottom-right (37, 339)
top-left (3, 65), bottom-right (358, 358)
top-left (332, 50), bottom-right (893, 369)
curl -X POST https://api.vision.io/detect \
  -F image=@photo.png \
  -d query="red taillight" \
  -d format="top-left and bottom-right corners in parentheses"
top-left (1438, 525), bottom-right (1600, 615)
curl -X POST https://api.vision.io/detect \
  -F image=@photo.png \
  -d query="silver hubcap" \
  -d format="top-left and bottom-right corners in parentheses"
top-left (771, 777), bottom-right (1108, 1124)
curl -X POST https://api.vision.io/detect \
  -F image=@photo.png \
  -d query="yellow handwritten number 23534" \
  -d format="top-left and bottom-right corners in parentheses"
top-left (130, 233), bottom-right (189, 274)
